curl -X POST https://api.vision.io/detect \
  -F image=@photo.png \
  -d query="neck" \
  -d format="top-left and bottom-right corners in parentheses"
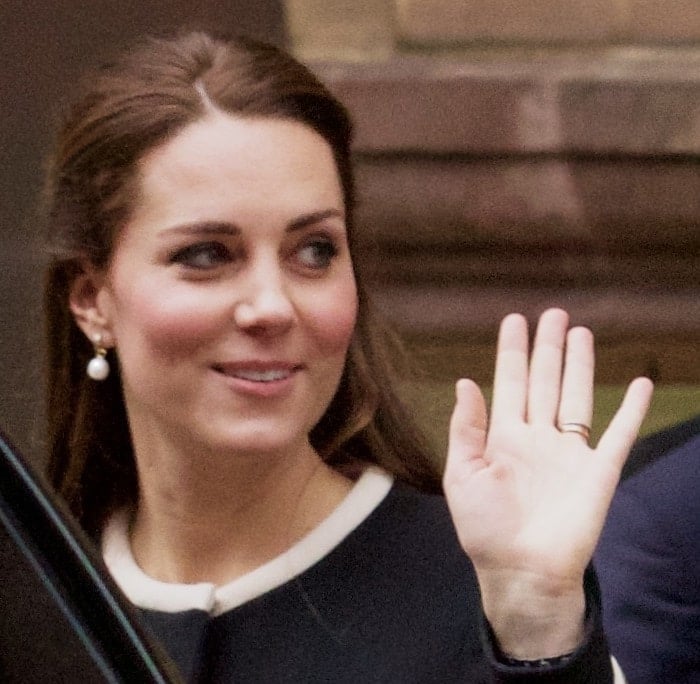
top-left (128, 435), bottom-right (352, 586)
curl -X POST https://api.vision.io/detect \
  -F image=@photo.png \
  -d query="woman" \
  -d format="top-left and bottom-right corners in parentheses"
top-left (44, 31), bottom-right (652, 682)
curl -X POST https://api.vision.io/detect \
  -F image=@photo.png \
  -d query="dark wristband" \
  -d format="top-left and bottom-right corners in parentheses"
top-left (499, 651), bottom-right (575, 669)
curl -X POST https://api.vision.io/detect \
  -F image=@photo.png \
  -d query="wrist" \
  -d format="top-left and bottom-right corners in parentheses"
top-left (478, 570), bottom-right (586, 660)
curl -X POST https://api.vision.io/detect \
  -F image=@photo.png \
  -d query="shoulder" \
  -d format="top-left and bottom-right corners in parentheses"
top-left (612, 429), bottom-right (700, 526)
top-left (596, 422), bottom-right (700, 684)
top-left (621, 413), bottom-right (700, 480)
top-left (597, 424), bottom-right (700, 579)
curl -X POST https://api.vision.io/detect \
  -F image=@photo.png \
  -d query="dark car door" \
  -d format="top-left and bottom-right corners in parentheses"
top-left (0, 430), bottom-right (182, 683)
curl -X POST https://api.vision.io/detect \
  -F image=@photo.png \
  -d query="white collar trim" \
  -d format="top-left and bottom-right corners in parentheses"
top-left (102, 466), bottom-right (394, 616)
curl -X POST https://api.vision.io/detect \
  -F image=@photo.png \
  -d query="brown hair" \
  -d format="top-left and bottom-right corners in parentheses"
top-left (44, 31), bottom-right (440, 538)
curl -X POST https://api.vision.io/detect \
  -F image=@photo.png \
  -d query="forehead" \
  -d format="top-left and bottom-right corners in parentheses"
top-left (131, 112), bottom-right (344, 226)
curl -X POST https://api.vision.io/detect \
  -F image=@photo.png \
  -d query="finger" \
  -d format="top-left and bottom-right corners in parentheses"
top-left (527, 308), bottom-right (570, 424)
top-left (490, 313), bottom-right (528, 426)
top-left (557, 326), bottom-right (595, 437)
top-left (445, 378), bottom-right (488, 480)
top-left (596, 377), bottom-right (654, 471)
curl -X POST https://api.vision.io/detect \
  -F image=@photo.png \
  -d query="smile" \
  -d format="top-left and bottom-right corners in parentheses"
top-left (228, 369), bottom-right (291, 382)
top-left (212, 362), bottom-right (301, 384)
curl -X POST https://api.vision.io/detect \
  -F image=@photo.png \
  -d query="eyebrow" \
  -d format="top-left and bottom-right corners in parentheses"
top-left (158, 221), bottom-right (239, 237)
top-left (288, 209), bottom-right (345, 231)
top-left (158, 209), bottom-right (345, 237)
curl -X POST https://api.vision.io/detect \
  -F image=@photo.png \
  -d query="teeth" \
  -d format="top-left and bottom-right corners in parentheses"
top-left (231, 369), bottom-right (291, 382)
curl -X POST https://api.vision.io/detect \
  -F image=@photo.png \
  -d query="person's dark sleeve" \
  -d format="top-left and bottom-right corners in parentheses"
top-left (595, 433), bottom-right (700, 683)
top-left (480, 565), bottom-right (614, 683)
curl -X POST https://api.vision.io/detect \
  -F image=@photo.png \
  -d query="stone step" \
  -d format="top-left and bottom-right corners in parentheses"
top-left (396, 0), bottom-right (700, 45)
top-left (361, 244), bottom-right (698, 289)
top-left (373, 285), bottom-right (700, 339)
top-left (352, 156), bottom-right (700, 248)
top-left (315, 53), bottom-right (700, 155)
top-left (404, 332), bottom-right (699, 385)
top-left (312, 55), bottom-right (700, 348)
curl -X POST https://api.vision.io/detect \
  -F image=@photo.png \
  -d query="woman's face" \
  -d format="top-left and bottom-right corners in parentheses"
top-left (88, 113), bottom-right (358, 458)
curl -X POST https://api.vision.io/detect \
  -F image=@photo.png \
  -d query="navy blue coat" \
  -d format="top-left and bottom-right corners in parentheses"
top-left (595, 417), bottom-right (700, 683)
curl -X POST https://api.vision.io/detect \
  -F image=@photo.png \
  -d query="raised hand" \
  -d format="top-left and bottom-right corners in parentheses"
top-left (443, 308), bottom-right (653, 658)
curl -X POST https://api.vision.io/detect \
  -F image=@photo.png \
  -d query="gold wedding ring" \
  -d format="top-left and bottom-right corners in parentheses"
top-left (558, 422), bottom-right (591, 441)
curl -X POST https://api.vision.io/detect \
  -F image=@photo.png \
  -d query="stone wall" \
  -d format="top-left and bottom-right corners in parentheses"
top-left (395, 0), bottom-right (700, 45)
top-left (287, 1), bottom-right (700, 386)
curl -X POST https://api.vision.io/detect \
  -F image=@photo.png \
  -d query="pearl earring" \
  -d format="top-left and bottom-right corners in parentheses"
top-left (87, 334), bottom-right (110, 381)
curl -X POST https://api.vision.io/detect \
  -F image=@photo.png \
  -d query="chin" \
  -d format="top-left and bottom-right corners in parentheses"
top-left (205, 422), bottom-right (310, 458)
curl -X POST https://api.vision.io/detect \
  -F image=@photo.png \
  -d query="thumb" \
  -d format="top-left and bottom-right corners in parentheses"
top-left (444, 379), bottom-right (488, 482)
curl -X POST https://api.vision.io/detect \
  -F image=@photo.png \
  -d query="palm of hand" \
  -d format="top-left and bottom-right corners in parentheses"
top-left (444, 309), bottom-right (653, 588)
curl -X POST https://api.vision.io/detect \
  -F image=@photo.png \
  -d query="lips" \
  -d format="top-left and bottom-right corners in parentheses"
top-left (212, 362), bottom-right (301, 383)
top-left (226, 368), bottom-right (291, 382)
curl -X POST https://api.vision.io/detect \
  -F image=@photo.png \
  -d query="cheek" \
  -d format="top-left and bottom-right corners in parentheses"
top-left (306, 281), bottom-right (358, 355)
top-left (103, 284), bottom-right (225, 360)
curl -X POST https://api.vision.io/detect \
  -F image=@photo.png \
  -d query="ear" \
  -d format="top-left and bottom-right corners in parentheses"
top-left (68, 263), bottom-right (115, 348)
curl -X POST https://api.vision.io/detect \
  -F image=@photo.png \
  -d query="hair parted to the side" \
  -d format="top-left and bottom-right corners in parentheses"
top-left (44, 31), bottom-right (441, 538)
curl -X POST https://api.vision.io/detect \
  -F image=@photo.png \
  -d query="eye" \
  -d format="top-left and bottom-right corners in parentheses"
top-left (169, 241), bottom-right (233, 270)
top-left (295, 237), bottom-right (338, 271)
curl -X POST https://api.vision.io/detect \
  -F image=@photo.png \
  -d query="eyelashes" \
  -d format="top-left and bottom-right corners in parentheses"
top-left (168, 235), bottom-right (340, 274)
top-left (169, 241), bottom-right (234, 270)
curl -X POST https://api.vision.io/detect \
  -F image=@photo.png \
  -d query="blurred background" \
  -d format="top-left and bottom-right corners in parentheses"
top-left (1, 0), bottom-right (698, 463)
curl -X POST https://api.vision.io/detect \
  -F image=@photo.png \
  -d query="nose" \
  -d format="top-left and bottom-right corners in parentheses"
top-left (233, 261), bottom-right (295, 335)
